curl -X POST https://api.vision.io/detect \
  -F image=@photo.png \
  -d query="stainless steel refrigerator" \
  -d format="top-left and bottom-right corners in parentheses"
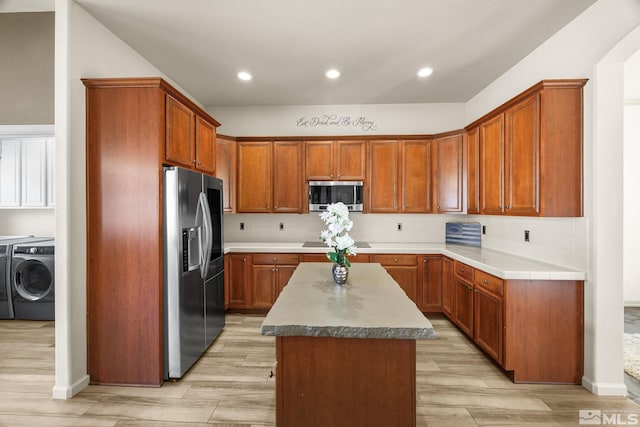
top-left (163, 166), bottom-right (225, 379)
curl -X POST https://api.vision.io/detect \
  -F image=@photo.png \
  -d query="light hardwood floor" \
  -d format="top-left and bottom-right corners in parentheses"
top-left (0, 314), bottom-right (637, 426)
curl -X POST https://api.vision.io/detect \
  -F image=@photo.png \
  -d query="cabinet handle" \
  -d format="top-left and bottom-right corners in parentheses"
top-left (467, 285), bottom-right (473, 291)
top-left (424, 259), bottom-right (428, 263)
top-left (394, 258), bottom-right (398, 262)
top-left (272, 268), bottom-right (276, 272)
top-left (483, 279), bottom-right (489, 285)
top-left (460, 268), bottom-right (465, 273)
top-left (474, 288), bottom-right (479, 293)
top-left (498, 205), bottom-right (503, 210)
top-left (197, 161), bottom-right (202, 165)
top-left (242, 257), bottom-right (246, 262)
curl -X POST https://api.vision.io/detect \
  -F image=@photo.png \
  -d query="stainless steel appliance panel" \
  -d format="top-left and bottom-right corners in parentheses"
top-left (164, 167), bottom-right (225, 380)
top-left (164, 167), bottom-right (207, 378)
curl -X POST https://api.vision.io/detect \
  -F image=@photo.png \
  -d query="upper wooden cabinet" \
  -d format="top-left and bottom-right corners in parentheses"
top-left (237, 140), bottom-right (303, 213)
top-left (237, 141), bottom-right (272, 213)
top-left (305, 140), bottom-right (366, 181)
top-left (367, 140), bottom-right (399, 213)
top-left (368, 138), bottom-right (463, 214)
top-left (400, 140), bottom-right (432, 213)
top-left (165, 94), bottom-right (219, 174)
top-left (466, 128), bottom-right (480, 215)
top-left (470, 79), bottom-right (587, 217)
top-left (216, 135), bottom-right (236, 213)
top-left (433, 133), bottom-right (464, 213)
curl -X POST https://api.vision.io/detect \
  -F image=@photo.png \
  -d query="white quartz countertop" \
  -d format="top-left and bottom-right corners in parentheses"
top-left (260, 263), bottom-right (435, 339)
top-left (225, 241), bottom-right (586, 281)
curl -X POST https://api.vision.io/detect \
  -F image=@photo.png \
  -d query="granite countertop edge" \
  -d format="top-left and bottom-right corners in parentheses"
top-left (224, 242), bottom-right (587, 281)
top-left (260, 324), bottom-right (436, 340)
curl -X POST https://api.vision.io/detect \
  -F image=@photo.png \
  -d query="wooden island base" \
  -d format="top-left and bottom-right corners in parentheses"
top-left (276, 336), bottom-right (416, 427)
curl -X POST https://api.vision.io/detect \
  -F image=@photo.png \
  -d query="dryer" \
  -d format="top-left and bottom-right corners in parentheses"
top-left (11, 239), bottom-right (55, 320)
top-left (0, 236), bottom-right (49, 320)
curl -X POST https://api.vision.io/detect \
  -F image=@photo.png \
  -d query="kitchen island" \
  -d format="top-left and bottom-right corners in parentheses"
top-left (261, 262), bottom-right (434, 427)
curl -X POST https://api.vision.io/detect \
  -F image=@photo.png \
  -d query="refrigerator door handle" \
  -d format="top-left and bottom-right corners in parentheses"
top-left (196, 192), bottom-right (213, 279)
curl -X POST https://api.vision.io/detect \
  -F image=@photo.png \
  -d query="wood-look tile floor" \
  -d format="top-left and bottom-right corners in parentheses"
top-left (0, 314), bottom-right (638, 426)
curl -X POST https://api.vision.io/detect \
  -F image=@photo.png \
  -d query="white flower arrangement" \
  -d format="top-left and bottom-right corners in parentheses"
top-left (319, 202), bottom-right (358, 267)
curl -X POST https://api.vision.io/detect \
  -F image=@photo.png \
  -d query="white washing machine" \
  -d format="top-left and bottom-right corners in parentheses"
top-left (11, 239), bottom-right (55, 320)
top-left (0, 236), bottom-right (50, 320)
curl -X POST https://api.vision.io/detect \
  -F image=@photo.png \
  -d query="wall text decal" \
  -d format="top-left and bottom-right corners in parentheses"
top-left (296, 115), bottom-right (378, 131)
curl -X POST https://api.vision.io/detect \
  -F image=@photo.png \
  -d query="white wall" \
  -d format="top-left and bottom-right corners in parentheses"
top-left (53, 0), bottom-right (197, 399)
top-left (0, 210), bottom-right (54, 236)
top-left (624, 103), bottom-right (640, 305)
top-left (210, 103), bottom-right (465, 136)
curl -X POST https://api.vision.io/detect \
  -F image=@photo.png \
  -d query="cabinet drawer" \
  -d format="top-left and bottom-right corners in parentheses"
top-left (302, 253), bottom-right (370, 263)
top-left (454, 260), bottom-right (474, 282)
top-left (371, 254), bottom-right (417, 266)
top-left (252, 253), bottom-right (300, 265)
top-left (474, 270), bottom-right (504, 296)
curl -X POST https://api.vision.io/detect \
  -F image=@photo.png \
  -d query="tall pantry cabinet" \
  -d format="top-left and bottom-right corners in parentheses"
top-left (83, 78), bottom-right (220, 386)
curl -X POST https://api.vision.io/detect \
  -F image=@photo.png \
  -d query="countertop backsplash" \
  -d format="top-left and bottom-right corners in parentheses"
top-left (224, 213), bottom-right (588, 274)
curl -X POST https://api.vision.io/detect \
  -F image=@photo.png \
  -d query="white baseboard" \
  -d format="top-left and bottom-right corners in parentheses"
top-left (624, 301), bottom-right (640, 307)
top-left (51, 375), bottom-right (90, 400)
top-left (583, 376), bottom-right (628, 396)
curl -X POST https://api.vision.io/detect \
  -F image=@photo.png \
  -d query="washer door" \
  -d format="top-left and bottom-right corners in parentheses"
top-left (14, 260), bottom-right (53, 301)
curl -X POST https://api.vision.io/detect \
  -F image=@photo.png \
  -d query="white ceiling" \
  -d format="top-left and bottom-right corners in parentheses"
top-left (78, 1), bottom-right (597, 106)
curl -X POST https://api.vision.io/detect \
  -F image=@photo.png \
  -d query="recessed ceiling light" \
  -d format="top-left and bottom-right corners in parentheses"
top-left (237, 71), bottom-right (252, 81)
top-left (417, 67), bottom-right (434, 78)
top-left (326, 69), bottom-right (341, 79)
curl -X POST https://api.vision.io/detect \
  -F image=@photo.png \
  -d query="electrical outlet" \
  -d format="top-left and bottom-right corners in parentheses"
top-left (482, 225), bottom-right (486, 235)
top-left (397, 223), bottom-right (402, 231)
top-left (240, 222), bottom-right (245, 230)
top-left (524, 230), bottom-right (530, 242)
top-left (279, 222), bottom-right (284, 231)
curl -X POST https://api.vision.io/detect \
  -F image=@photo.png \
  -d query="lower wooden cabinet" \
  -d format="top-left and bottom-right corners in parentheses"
top-left (251, 254), bottom-right (300, 309)
top-left (420, 255), bottom-right (442, 312)
top-left (228, 254), bottom-right (251, 309)
top-left (371, 255), bottom-right (418, 303)
top-left (473, 270), bottom-right (504, 364)
top-left (442, 257), bottom-right (454, 317)
top-left (453, 275), bottom-right (474, 337)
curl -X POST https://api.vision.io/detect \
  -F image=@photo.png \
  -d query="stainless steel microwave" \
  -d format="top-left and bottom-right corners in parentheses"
top-left (308, 181), bottom-right (364, 212)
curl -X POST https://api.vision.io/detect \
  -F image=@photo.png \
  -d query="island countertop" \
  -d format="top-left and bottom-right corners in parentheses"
top-left (260, 262), bottom-right (435, 340)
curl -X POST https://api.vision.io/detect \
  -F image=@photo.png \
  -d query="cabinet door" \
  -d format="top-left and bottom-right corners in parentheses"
top-left (0, 139), bottom-right (21, 207)
top-left (228, 254), bottom-right (251, 308)
top-left (368, 140), bottom-right (398, 213)
top-left (480, 114), bottom-right (505, 214)
top-left (384, 266), bottom-right (418, 303)
top-left (400, 140), bottom-right (432, 213)
top-left (442, 258), bottom-right (454, 317)
top-left (421, 256), bottom-right (442, 311)
top-left (237, 141), bottom-right (272, 212)
top-left (305, 141), bottom-right (334, 180)
top-left (21, 138), bottom-right (47, 207)
top-left (336, 140), bottom-right (366, 180)
top-left (276, 265), bottom-right (297, 298)
top-left (505, 95), bottom-right (540, 215)
top-left (273, 141), bottom-right (303, 213)
top-left (453, 277), bottom-right (474, 337)
top-left (252, 265), bottom-right (276, 308)
top-left (165, 94), bottom-right (195, 168)
top-left (216, 136), bottom-right (235, 212)
top-left (434, 133), bottom-right (464, 213)
top-left (195, 116), bottom-right (216, 174)
top-left (466, 128), bottom-right (480, 214)
top-left (474, 286), bottom-right (503, 364)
